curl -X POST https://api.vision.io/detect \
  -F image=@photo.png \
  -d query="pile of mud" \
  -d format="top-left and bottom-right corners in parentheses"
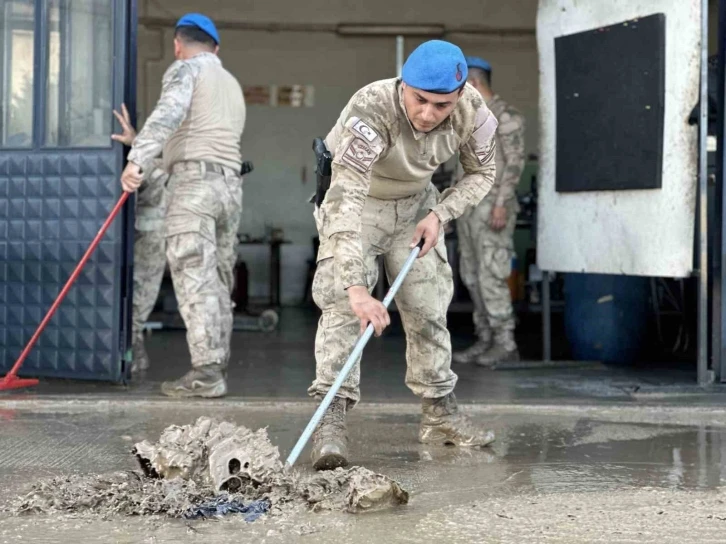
top-left (6, 417), bottom-right (408, 519)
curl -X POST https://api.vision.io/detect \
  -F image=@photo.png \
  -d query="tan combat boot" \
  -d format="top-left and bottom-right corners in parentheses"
top-left (160, 364), bottom-right (227, 398)
top-left (475, 345), bottom-right (520, 367)
top-left (452, 335), bottom-right (492, 365)
top-left (476, 330), bottom-right (519, 368)
top-left (311, 396), bottom-right (349, 471)
top-left (419, 392), bottom-right (495, 447)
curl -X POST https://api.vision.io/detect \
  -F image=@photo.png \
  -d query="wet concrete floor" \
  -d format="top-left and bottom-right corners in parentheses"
top-left (3, 309), bottom-right (726, 541)
top-left (2, 401), bottom-right (726, 542)
top-left (6, 308), bottom-right (725, 406)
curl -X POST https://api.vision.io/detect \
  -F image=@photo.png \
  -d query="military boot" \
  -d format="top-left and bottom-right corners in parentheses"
top-left (475, 345), bottom-right (520, 367)
top-left (160, 364), bottom-right (227, 398)
top-left (311, 396), bottom-right (349, 471)
top-left (131, 331), bottom-right (150, 374)
top-left (476, 330), bottom-right (519, 368)
top-left (452, 335), bottom-right (492, 365)
top-left (419, 392), bottom-right (495, 447)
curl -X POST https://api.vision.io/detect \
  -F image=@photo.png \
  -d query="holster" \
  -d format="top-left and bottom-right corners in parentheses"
top-left (240, 160), bottom-right (254, 176)
top-left (310, 137), bottom-right (332, 207)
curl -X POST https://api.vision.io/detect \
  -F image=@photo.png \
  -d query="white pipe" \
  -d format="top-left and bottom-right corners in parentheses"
top-left (396, 35), bottom-right (404, 77)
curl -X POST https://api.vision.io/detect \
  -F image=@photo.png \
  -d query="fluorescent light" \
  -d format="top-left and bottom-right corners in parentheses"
top-left (336, 24), bottom-right (444, 36)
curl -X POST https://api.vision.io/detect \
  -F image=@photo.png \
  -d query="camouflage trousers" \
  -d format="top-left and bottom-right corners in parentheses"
top-left (457, 195), bottom-right (517, 349)
top-left (131, 174), bottom-right (169, 341)
top-left (131, 229), bottom-right (166, 339)
top-left (308, 183), bottom-right (458, 406)
top-left (165, 162), bottom-right (243, 368)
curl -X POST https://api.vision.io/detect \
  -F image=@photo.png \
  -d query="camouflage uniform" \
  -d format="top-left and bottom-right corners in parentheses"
top-left (311, 185), bottom-right (455, 402)
top-left (128, 52), bottom-right (245, 396)
top-left (308, 78), bottom-right (498, 405)
top-left (164, 163), bottom-right (242, 368)
top-left (130, 160), bottom-right (169, 372)
top-left (456, 94), bottom-right (525, 364)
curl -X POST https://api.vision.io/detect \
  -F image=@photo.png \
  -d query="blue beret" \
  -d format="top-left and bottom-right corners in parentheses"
top-left (402, 40), bottom-right (467, 94)
top-left (176, 13), bottom-right (220, 45)
top-left (465, 56), bottom-right (492, 72)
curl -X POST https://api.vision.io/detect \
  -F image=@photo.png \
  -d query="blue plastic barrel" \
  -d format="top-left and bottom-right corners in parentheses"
top-left (563, 273), bottom-right (650, 364)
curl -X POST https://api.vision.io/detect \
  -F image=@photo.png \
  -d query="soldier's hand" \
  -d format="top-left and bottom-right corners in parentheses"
top-left (347, 286), bottom-right (390, 336)
top-left (411, 212), bottom-right (441, 257)
top-left (489, 206), bottom-right (507, 231)
top-left (121, 162), bottom-right (143, 193)
top-left (111, 103), bottom-right (137, 146)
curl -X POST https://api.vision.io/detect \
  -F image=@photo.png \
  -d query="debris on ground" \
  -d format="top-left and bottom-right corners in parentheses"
top-left (8, 471), bottom-right (207, 518)
top-left (133, 418), bottom-right (284, 493)
top-left (4, 417), bottom-right (408, 519)
top-left (301, 466), bottom-right (409, 512)
top-left (182, 496), bottom-right (270, 521)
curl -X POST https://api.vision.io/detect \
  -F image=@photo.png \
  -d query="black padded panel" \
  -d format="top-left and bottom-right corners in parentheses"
top-left (0, 151), bottom-right (126, 381)
top-left (555, 13), bottom-right (666, 192)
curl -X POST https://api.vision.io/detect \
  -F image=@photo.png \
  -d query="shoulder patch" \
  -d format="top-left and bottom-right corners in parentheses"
top-left (472, 109), bottom-right (499, 164)
top-left (350, 116), bottom-right (380, 143)
top-left (341, 137), bottom-right (380, 173)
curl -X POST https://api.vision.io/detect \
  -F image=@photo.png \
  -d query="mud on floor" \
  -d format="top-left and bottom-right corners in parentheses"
top-left (4, 417), bottom-right (408, 520)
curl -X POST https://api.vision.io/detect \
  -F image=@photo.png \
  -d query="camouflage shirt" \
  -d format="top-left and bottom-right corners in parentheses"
top-left (485, 95), bottom-right (525, 207)
top-left (128, 52), bottom-right (245, 173)
top-left (321, 78), bottom-right (498, 288)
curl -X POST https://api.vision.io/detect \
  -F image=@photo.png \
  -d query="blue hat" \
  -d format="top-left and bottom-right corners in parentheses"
top-left (401, 40), bottom-right (467, 94)
top-left (176, 13), bottom-right (220, 45)
top-left (465, 56), bottom-right (492, 72)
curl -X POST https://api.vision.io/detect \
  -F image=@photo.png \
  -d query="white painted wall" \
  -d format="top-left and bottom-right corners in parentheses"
top-left (536, 0), bottom-right (700, 278)
top-left (135, 0), bottom-right (539, 302)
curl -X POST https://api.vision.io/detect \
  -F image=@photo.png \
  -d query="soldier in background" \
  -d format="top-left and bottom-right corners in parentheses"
top-left (454, 56), bottom-right (526, 367)
top-left (120, 13), bottom-right (246, 397)
top-left (112, 104), bottom-right (169, 376)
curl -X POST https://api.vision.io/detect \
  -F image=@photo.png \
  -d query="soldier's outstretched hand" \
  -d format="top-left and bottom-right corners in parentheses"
top-left (111, 103), bottom-right (137, 146)
top-left (347, 286), bottom-right (390, 336)
top-left (410, 212), bottom-right (441, 257)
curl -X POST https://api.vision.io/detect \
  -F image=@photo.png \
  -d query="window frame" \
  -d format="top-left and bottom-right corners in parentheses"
top-left (0, 0), bottom-right (117, 151)
top-left (0, 0), bottom-right (36, 149)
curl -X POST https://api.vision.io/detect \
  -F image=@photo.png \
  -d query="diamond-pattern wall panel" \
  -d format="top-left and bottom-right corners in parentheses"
top-left (0, 151), bottom-right (126, 381)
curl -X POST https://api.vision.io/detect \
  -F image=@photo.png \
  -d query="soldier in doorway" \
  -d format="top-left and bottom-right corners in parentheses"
top-left (112, 104), bottom-right (169, 376)
top-left (120, 13), bottom-right (246, 398)
top-left (454, 56), bottom-right (526, 367)
top-left (308, 40), bottom-right (498, 471)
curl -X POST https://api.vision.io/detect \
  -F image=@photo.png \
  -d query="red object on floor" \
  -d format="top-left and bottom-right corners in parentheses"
top-left (0, 192), bottom-right (130, 392)
top-left (0, 377), bottom-right (39, 391)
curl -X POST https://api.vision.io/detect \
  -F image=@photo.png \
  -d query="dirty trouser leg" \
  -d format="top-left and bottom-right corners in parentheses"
top-left (131, 227), bottom-right (166, 339)
top-left (478, 198), bottom-right (518, 350)
top-left (165, 170), bottom-right (227, 368)
top-left (215, 174), bottom-right (243, 366)
top-left (456, 209), bottom-right (492, 342)
top-left (307, 199), bottom-right (392, 407)
top-left (308, 253), bottom-right (381, 406)
top-left (130, 170), bottom-right (169, 372)
top-left (386, 187), bottom-right (457, 399)
top-left (132, 172), bottom-right (169, 340)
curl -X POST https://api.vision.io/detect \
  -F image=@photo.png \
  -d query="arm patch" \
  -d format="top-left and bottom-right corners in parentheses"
top-left (341, 137), bottom-right (380, 173)
top-left (350, 116), bottom-right (380, 143)
top-left (471, 109), bottom-right (499, 164)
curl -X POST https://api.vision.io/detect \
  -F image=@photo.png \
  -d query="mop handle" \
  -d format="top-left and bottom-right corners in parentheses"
top-left (285, 239), bottom-right (426, 468)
